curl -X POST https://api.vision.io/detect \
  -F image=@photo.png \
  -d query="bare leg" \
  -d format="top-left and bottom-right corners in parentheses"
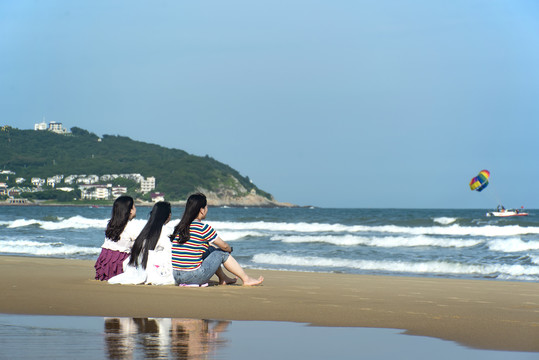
top-left (215, 266), bottom-right (237, 285)
top-left (223, 255), bottom-right (264, 286)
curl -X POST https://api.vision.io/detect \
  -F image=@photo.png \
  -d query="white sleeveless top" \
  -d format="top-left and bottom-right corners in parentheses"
top-left (100, 221), bottom-right (140, 253)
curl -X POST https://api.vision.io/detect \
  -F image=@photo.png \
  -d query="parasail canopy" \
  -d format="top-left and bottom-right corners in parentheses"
top-left (469, 170), bottom-right (490, 192)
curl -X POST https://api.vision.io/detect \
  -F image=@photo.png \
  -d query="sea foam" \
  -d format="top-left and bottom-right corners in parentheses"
top-left (433, 217), bottom-right (458, 225)
top-left (210, 220), bottom-right (539, 237)
top-left (4, 217), bottom-right (539, 238)
top-left (7, 216), bottom-right (108, 230)
top-left (217, 231), bottom-right (265, 241)
top-left (270, 234), bottom-right (482, 248)
top-left (487, 238), bottom-right (539, 253)
top-left (251, 253), bottom-right (539, 280)
top-left (0, 239), bottom-right (100, 256)
top-left (4, 216), bottom-right (151, 231)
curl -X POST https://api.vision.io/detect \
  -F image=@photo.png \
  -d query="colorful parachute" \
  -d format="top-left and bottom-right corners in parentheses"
top-left (469, 170), bottom-right (490, 192)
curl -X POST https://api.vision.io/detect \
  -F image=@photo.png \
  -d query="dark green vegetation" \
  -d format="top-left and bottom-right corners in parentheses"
top-left (20, 189), bottom-right (80, 202)
top-left (0, 126), bottom-right (271, 201)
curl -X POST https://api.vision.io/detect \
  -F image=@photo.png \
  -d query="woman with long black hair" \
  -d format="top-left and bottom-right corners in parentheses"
top-left (95, 195), bottom-right (137, 281)
top-left (109, 201), bottom-right (174, 285)
top-left (171, 193), bottom-right (264, 286)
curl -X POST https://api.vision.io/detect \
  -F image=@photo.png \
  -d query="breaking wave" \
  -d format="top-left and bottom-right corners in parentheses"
top-left (0, 239), bottom-right (100, 257)
top-left (2, 216), bottom-right (538, 238)
top-left (270, 235), bottom-right (482, 248)
top-left (210, 221), bottom-right (539, 237)
top-left (487, 238), bottom-right (539, 252)
top-left (433, 217), bottom-right (458, 225)
top-left (252, 253), bottom-right (539, 281)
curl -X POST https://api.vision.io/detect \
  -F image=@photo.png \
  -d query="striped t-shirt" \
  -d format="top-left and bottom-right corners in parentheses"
top-left (171, 221), bottom-right (218, 271)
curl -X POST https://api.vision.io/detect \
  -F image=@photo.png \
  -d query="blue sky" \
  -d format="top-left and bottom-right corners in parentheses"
top-left (1, 0), bottom-right (538, 208)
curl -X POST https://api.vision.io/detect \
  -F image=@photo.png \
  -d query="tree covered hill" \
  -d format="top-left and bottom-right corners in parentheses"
top-left (0, 126), bottom-right (272, 201)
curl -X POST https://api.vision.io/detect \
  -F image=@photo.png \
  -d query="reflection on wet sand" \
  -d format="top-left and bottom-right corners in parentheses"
top-left (104, 317), bottom-right (230, 360)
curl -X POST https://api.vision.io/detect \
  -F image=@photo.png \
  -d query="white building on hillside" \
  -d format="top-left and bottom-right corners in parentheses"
top-left (47, 177), bottom-right (57, 188)
top-left (34, 120), bottom-right (69, 134)
top-left (31, 177), bottom-right (45, 187)
top-left (34, 122), bottom-right (48, 131)
top-left (48, 121), bottom-right (68, 134)
top-left (122, 173), bottom-right (144, 182)
top-left (47, 175), bottom-right (64, 188)
top-left (100, 174), bottom-right (115, 182)
top-left (94, 186), bottom-right (110, 200)
top-left (64, 175), bottom-right (78, 184)
top-left (141, 177), bottom-right (156, 194)
top-left (77, 175), bottom-right (99, 185)
top-left (79, 185), bottom-right (110, 200)
top-left (88, 175), bottom-right (99, 183)
top-left (111, 186), bottom-right (127, 198)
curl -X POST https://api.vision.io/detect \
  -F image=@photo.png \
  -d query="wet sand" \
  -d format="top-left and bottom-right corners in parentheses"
top-left (1, 255), bottom-right (538, 352)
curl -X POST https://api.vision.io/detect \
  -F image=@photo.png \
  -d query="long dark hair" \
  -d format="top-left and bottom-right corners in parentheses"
top-left (128, 201), bottom-right (171, 269)
top-left (170, 193), bottom-right (207, 244)
top-left (105, 196), bottom-right (134, 241)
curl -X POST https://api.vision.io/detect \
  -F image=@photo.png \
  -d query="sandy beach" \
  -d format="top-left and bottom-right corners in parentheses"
top-left (0, 255), bottom-right (538, 353)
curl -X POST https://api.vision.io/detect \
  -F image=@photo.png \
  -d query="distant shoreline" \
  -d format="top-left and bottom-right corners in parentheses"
top-left (0, 200), bottom-right (301, 208)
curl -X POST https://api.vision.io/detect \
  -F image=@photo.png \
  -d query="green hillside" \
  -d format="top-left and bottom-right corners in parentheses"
top-left (0, 126), bottom-right (271, 201)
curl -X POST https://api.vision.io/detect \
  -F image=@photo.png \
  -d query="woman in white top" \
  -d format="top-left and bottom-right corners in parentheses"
top-left (109, 201), bottom-right (174, 285)
top-left (94, 196), bottom-right (137, 281)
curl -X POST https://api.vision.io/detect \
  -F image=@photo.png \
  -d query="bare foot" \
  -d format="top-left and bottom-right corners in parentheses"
top-left (219, 276), bottom-right (237, 285)
top-left (242, 276), bottom-right (264, 286)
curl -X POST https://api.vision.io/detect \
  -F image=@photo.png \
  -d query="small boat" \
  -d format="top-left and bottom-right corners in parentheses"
top-left (486, 206), bottom-right (529, 217)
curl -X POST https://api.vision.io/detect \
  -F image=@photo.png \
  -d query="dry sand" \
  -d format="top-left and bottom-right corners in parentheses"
top-left (1, 255), bottom-right (538, 352)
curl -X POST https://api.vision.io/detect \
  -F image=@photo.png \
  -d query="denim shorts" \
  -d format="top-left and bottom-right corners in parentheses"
top-left (173, 248), bottom-right (230, 285)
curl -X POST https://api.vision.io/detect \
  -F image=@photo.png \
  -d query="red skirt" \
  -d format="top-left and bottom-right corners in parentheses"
top-left (94, 248), bottom-right (130, 281)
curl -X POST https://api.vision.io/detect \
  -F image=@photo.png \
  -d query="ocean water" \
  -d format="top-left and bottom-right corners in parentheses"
top-left (1, 206), bottom-right (538, 282)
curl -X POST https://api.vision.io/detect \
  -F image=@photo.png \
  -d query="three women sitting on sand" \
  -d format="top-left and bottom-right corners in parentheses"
top-left (96, 193), bottom-right (263, 286)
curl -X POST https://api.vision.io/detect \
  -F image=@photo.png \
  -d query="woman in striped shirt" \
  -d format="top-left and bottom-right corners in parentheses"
top-left (170, 193), bottom-right (264, 286)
